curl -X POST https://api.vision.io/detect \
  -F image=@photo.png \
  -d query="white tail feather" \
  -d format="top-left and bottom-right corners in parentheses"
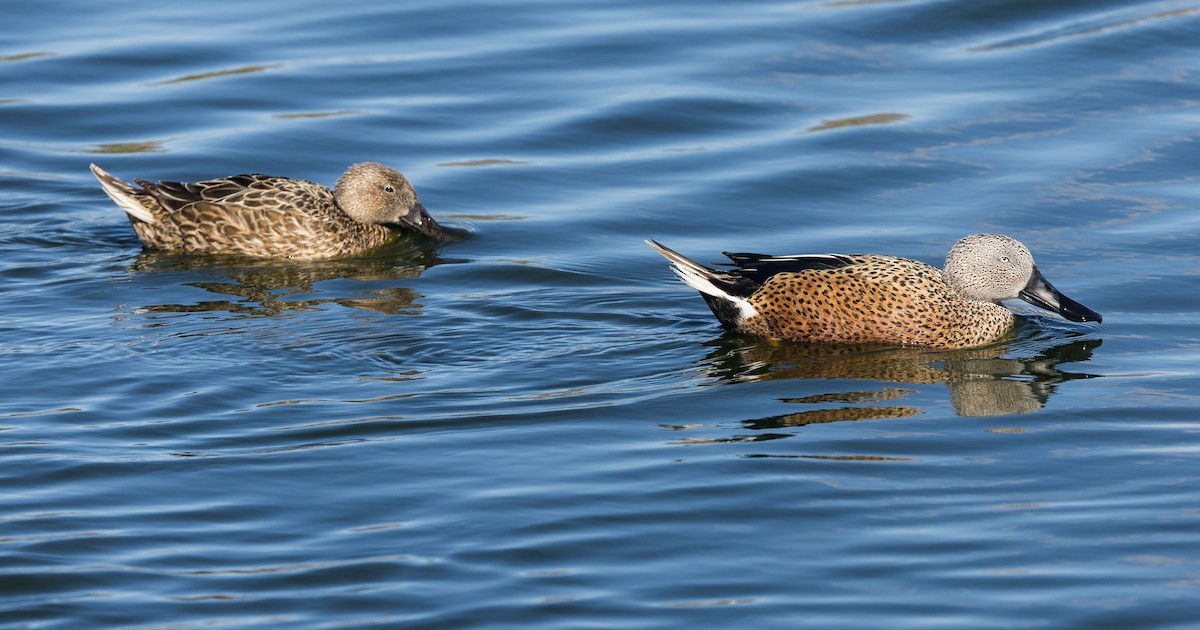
top-left (90, 164), bottom-right (155, 224)
top-left (645, 240), bottom-right (758, 322)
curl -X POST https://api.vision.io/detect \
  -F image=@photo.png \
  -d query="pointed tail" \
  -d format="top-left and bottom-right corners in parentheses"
top-left (90, 164), bottom-right (155, 224)
top-left (645, 240), bottom-right (758, 328)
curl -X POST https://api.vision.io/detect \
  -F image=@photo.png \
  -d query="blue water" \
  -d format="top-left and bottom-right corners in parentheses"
top-left (3, 0), bottom-right (1200, 627)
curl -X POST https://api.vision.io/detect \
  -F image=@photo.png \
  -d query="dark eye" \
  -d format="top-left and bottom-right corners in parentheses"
top-left (1000, 256), bottom-right (1010, 263)
top-left (384, 185), bottom-right (395, 193)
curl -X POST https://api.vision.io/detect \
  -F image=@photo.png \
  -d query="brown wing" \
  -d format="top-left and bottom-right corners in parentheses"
top-left (135, 174), bottom-right (334, 216)
top-left (134, 175), bottom-right (348, 257)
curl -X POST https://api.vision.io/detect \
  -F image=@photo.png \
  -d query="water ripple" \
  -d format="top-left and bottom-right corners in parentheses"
top-left (2, 0), bottom-right (1198, 627)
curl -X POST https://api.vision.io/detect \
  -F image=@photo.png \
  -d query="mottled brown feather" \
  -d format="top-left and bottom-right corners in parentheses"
top-left (647, 238), bottom-right (1099, 350)
top-left (734, 254), bottom-right (1013, 348)
top-left (91, 164), bottom-right (432, 259)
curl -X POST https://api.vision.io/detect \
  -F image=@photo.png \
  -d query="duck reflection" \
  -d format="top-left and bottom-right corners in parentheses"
top-left (700, 327), bottom-right (1101, 422)
top-left (127, 238), bottom-right (459, 316)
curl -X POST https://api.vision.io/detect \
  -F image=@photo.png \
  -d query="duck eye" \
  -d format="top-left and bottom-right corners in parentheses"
top-left (384, 185), bottom-right (395, 193)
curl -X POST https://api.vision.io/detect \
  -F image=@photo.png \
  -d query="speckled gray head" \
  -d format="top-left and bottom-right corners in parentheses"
top-left (334, 162), bottom-right (452, 241)
top-left (943, 233), bottom-right (1101, 323)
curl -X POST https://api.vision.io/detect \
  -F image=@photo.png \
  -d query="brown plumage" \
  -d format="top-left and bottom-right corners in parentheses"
top-left (91, 162), bottom-right (454, 259)
top-left (647, 235), bottom-right (1101, 349)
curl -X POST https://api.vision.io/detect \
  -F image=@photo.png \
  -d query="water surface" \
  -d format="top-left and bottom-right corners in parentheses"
top-left (3, 0), bottom-right (1200, 627)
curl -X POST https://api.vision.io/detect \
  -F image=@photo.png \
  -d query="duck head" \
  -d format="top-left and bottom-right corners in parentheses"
top-left (943, 233), bottom-right (1101, 323)
top-left (334, 162), bottom-right (454, 241)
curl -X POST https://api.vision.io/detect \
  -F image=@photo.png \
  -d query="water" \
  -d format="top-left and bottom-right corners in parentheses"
top-left (2, 0), bottom-right (1199, 627)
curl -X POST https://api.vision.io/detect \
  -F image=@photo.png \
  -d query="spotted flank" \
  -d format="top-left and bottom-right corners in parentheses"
top-left (646, 235), bottom-right (1101, 349)
top-left (91, 162), bottom-right (455, 259)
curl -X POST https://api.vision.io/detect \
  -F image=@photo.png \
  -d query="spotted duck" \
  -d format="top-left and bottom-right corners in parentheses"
top-left (647, 234), bottom-right (1101, 349)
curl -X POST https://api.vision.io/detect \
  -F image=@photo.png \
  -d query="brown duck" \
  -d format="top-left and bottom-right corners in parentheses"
top-left (91, 162), bottom-right (454, 259)
top-left (647, 235), bottom-right (1102, 349)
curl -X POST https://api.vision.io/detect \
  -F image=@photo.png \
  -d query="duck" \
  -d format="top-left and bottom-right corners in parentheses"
top-left (91, 162), bottom-right (455, 259)
top-left (646, 234), bottom-right (1101, 349)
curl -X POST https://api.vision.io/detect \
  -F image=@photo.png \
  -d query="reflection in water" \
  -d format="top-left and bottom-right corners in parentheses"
top-left (436, 159), bottom-right (533, 167)
top-left (153, 64), bottom-right (283, 86)
top-left (701, 329), bottom-right (1102, 421)
top-left (0, 51), bottom-right (54, 62)
top-left (807, 112), bottom-right (910, 132)
top-left (970, 4), bottom-right (1200, 52)
top-left (272, 110), bottom-right (360, 120)
top-left (81, 140), bottom-right (167, 154)
top-left (126, 240), bottom-right (458, 316)
top-left (749, 389), bottom-right (922, 430)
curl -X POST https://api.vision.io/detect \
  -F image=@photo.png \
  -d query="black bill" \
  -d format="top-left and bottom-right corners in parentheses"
top-left (1018, 265), bottom-right (1102, 323)
top-left (400, 202), bottom-right (461, 242)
